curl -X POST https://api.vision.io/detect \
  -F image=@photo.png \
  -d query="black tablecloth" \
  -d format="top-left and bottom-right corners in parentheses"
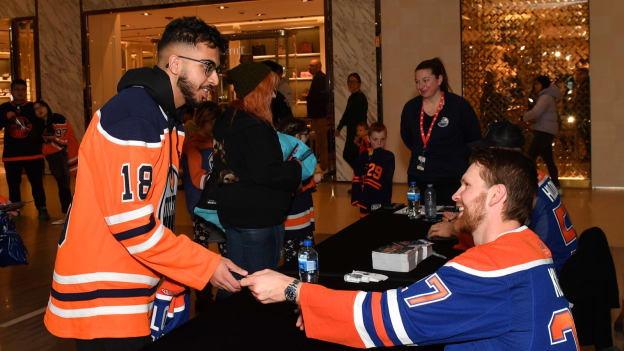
top-left (146, 211), bottom-right (461, 350)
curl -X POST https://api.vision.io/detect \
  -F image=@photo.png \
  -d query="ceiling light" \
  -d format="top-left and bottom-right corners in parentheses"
top-left (142, 12), bottom-right (151, 16)
top-left (302, 0), bottom-right (312, 2)
top-left (219, 6), bottom-right (228, 9)
top-left (256, 13), bottom-right (265, 17)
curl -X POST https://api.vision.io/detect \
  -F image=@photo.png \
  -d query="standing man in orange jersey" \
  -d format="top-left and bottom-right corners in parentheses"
top-left (44, 17), bottom-right (246, 350)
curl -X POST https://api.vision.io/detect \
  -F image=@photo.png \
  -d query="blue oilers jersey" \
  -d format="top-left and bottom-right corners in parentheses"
top-left (299, 227), bottom-right (579, 350)
top-left (529, 172), bottom-right (577, 275)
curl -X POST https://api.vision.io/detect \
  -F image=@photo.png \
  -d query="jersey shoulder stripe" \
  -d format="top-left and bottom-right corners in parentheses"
top-left (99, 87), bottom-right (168, 144)
top-left (446, 226), bottom-right (553, 277)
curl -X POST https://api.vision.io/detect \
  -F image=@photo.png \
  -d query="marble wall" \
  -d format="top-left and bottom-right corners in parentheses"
top-left (0, 0), bottom-right (35, 18)
top-left (331, 0), bottom-right (377, 181)
top-left (38, 0), bottom-right (85, 138)
top-left (590, 0), bottom-right (624, 188)
top-left (381, 0), bottom-right (462, 184)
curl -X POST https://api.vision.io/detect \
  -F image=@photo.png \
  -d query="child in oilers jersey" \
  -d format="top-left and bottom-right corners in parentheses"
top-left (351, 122), bottom-right (395, 217)
top-left (278, 118), bottom-right (322, 269)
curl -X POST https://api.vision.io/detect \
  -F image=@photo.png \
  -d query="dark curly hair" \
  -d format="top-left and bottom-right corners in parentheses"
top-left (278, 118), bottom-right (309, 137)
top-left (158, 17), bottom-right (226, 55)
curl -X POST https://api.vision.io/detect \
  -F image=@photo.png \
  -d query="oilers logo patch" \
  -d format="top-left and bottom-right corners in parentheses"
top-left (158, 165), bottom-right (178, 230)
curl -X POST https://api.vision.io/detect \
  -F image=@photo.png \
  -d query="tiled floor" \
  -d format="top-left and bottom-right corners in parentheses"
top-left (0, 177), bottom-right (622, 350)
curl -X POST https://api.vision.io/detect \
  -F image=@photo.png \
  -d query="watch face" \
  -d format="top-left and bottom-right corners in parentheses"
top-left (285, 280), bottom-right (300, 302)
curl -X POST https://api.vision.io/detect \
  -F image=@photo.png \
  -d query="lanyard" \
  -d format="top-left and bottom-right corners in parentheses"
top-left (419, 92), bottom-right (445, 151)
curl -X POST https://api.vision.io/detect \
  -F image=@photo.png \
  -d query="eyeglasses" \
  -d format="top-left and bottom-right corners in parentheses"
top-left (175, 55), bottom-right (221, 76)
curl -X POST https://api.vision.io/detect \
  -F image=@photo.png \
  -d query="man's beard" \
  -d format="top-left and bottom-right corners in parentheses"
top-left (455, 192), bottom-right (486, 235)
top-left (177, 72), bottom-right (204, 108)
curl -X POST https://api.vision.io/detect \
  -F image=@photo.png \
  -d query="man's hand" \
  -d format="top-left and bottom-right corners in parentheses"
top-left (209, 258), bottom-right (248, 293)
top-left (240, 269), bottom-right (296, 304)
top-left (313, 173), bottom-right (323, 184)
top-left (427, 212), bottom-right (459, 239)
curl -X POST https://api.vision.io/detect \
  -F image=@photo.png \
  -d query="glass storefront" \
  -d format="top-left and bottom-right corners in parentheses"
top-left (461, 0), bottom-right (590, 183)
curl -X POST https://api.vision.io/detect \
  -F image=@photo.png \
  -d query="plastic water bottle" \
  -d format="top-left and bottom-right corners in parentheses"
top-left (424, 184), bottom-right (437, 221)
top-left (298, 240), bottom-right (319, 283)
top-left (407, 182), bottom-right (420, 220)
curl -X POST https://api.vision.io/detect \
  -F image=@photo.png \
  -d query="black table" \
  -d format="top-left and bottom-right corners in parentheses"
top-left (146, 211), bottom-right (461, 350)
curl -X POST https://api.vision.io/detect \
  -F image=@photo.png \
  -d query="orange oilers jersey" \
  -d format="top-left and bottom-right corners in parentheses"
top-left (44, 87), bottom-right (222, 339)
top-left (299, 226), bottom-right (578, 350)
top-left (42, 113), bottom-right (80, 176)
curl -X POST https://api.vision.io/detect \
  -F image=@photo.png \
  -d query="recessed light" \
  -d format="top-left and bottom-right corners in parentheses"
top-left (219, 5), bottom-right (228, 9)
top-left (256, 13), bottom-right (265, 17)
top-left (142, 12), bottom-right (151, 16)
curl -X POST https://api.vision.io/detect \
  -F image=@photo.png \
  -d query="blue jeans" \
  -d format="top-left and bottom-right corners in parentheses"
top-left (225, 224), bottom-right (285, 276)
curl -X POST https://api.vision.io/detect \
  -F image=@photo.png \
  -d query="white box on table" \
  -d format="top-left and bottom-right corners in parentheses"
top-left (371, 239), bottom-right (434, 272)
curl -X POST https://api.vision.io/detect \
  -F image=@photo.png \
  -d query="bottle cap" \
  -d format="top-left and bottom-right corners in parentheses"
top-left (303, 239), bottom-right (313, 247)
top-left (409, 181), bottom-right (416, 185)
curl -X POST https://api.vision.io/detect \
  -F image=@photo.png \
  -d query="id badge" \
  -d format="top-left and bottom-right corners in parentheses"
top-left (417, 155), bottom-right (426, 171)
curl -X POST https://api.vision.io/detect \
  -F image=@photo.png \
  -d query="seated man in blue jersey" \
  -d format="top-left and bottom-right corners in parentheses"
top-left (427, 120), bottom-right (577, 275)
top-left (241, 147), bottom-right (579, 350)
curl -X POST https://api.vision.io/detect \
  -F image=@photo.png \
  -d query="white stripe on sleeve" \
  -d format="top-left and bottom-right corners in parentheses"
top-left (386, 289), bottom-right (414, 345)
top-left (126, 224), bottom-right (165, 254)
top-left (105, 204), bottom-right (154, 226)
top-left (353, 291), bottom-right (376, 348)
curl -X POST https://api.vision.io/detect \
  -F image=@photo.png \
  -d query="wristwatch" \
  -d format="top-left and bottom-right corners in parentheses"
top-left (284, 279), bottom-right (301, 303)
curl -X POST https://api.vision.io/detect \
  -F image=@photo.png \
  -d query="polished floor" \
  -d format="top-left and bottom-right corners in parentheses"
top-left (0, 176), bottom-right (622, 350)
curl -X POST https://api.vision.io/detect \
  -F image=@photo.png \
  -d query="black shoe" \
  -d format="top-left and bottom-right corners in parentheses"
top-left (38, 208), bottom-right (50, 220)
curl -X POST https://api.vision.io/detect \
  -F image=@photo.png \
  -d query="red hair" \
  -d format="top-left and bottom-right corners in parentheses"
top-left (233, 72), bottom-right (278, 124)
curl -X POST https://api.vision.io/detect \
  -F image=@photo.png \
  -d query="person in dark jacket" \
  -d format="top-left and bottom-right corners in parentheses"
top-left (560, 227), bottom-right (620, 350)
top-left (0, 79), bottom-right (48, 219)
top-left (306, 59), bottom-right (330, 170)
top-left (262, 60), bottom-right (293, 127)
top-left (337, 72), bottom-right (368, 171)
top-left (215, 62), bottom-right (301, 276)
top-left (400, 58), bottom-right (481, 205)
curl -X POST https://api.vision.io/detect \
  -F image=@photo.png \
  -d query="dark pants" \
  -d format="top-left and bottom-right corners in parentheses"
top-left (75, 336), bottom-right (151, 351)
top-left (217, 224), bottom-right (285, 299)
top-left (46, 150), bottom-right (72, 213)
top-left (225, 224), bottom-right (285, 276)
top-left (4, 158), bottom-right (47, 209)
top-left (407, 176), bottom-right (460, 206)
top-left (528, 130), bottom-right (560, 187)
top-left (343, 141), bottom-right (359, 172)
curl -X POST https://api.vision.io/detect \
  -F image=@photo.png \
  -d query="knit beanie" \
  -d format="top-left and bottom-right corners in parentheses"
top-left (226, 62), bottom-right (272, 99)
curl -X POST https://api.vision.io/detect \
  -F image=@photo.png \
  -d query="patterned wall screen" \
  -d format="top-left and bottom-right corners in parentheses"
top-left (461, 0), bottom-right (590, 180)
